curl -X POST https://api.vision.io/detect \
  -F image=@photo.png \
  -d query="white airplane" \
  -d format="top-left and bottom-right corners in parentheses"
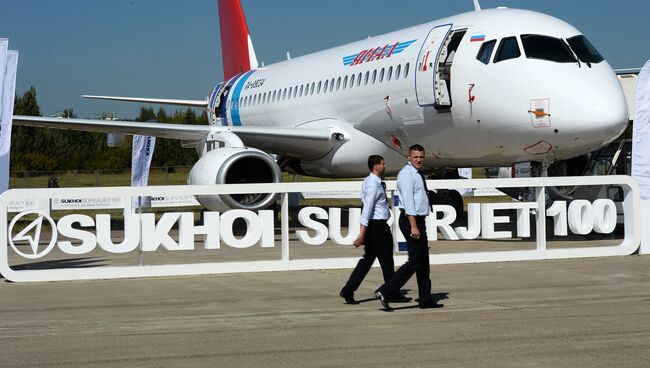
top-left (13, 0), bottom-right (628, 211)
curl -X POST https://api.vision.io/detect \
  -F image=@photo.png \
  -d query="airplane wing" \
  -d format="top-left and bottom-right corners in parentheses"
top-left (82, 95), bottom-right (209, 107)
top-left (12, 115), bottom-right (341, 158)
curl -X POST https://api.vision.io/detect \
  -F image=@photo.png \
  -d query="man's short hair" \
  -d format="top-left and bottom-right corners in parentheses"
top-left (367, 155), bottom-right (384, 171)
top-left (409, 144), bottom-right (425, 153)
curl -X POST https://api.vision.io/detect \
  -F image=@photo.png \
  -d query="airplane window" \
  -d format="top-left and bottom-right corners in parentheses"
top-left (349, 74), bottom-right (355, 88)
top-left (521, 34), bottom-right (576, 63)
top-left (343, 76), bottom-right (348, 89)
top-left (357, 73), bottom-right (362, 87)
top-left (387, 66), bottom-right (393, 81)
top-left (379, 68), bottom-right (385, 83)
top-left (317, 81), bottom-right (322, 94)
top-left (293, 86), bottom-right (298, 98)
top-left (324, 80), bottom-right (329, 92)
top-left (288, 87), bottom-right (292, 99)
top-left (330, 78), bottom-right (335, 92)
top-left (337, 77), bottom-right (341, 90)
top-left (310, 82), bottom-right (315, 95)
top-left (299, 85), bottom-right (304, 97)
top-left (404, 63), bottom-right (410, 78)
top-left (395, 64), bottom-right (401, 79)
top-left (567, 35), bottom-right (604, 64)
top-left (494, 37), bottom-right (521, 63)
top-left (372, 70), bottom-right (377, 84)
top-left (476, 40), bottom-right (496, 64)
top-left (364, 71), bottom-right (369, 85)
top-left (272, 90), bottom-right (276, 102)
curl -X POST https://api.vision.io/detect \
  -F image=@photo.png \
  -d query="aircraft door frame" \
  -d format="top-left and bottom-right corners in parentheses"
top-left (415, 23), bottom-right (452, 107)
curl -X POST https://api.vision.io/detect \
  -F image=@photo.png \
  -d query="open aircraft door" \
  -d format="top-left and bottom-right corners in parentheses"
top-left (415, 24), bottom-right (452, 107)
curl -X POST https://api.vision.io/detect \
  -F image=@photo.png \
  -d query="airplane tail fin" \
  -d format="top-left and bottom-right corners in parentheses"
top-left (218, 0), bottom-right (259, 80)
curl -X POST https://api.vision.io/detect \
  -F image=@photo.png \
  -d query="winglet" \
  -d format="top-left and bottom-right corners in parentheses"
top-left (218, 0), bottom-right (259, 80)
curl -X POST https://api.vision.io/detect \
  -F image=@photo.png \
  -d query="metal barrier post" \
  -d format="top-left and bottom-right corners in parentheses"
top-left (281, 192), bottom-right (289, 267)
top-left (535, 186), bottom-right (546, 252)
top-left (641, 199), bottom-right (650, 254)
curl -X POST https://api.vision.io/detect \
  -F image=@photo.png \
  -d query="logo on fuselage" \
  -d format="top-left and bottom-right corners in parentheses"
top-left (342, 39), bottom-right (417, 67)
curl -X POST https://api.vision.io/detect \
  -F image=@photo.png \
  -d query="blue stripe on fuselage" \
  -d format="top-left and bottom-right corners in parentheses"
top-left (230, 70), bottom-right (255, 127)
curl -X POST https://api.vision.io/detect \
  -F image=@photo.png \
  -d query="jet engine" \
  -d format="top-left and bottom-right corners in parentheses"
top-left (187, 147), bottom-right (282, 211)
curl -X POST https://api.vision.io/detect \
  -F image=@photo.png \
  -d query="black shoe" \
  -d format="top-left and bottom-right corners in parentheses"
top-left (375, 291), bottom-right (392, 311)
top-left (339, 290), bottom-right (358, 304)
top-left (388, 295), bottom-right (413, 303)
top-left (418, 300), bottom-right (444, 309)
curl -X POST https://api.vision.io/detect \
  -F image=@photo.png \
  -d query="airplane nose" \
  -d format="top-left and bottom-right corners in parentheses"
top-left (558, 78), bottom-right (628, 147)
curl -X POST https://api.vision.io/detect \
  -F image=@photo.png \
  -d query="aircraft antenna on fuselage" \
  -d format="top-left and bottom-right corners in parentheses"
top-left (474, 0), bottom-right (482, 11)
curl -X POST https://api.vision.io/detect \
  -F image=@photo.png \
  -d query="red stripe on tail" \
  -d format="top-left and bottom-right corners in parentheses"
top-left (219, 0), bottom-right (253, 80)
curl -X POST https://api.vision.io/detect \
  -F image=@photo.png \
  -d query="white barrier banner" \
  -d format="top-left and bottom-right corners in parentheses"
top-left (1, 44), bottom-right (18, 193)
top-left (8, 199), bottom-right (38, 213)
top-left (149, 195), bottom-right (200, 207)
top-left (51, 197), bottom-right (125, 210)
top-left (0, 177), bottom-right (642, 282)
top-left (633, 59), bottom-right (650, 200)
top-left (131, 135), bottom-right (156, 208)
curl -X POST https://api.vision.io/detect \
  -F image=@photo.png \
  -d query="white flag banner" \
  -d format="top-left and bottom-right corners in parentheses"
top-left (1, 45), bottom-right (18, 194)
top-left (457, 167), bottom-right (473, 196)
top-left (0, 38), bottom-right (7, 108)
top-left (131, 134), bottom-right (156, 208)
top-left (633, 59), bottom-right (650, 200)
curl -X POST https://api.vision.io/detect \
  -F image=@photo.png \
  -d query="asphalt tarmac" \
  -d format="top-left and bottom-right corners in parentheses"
top-left (1, 254), bottom-right (649, 367)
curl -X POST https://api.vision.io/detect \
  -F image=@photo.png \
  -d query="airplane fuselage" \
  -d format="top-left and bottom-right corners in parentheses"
top-left (213, 8), bottom-right (627, 177)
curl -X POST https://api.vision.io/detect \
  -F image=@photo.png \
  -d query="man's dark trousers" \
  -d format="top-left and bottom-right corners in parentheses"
top-left (377, 213), bottom-right (432, 304)
top-left (341, 220), bottom-right (394, 294)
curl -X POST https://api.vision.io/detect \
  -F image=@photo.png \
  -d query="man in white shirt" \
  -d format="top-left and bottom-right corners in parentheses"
top-left (340, 155), bottom-right (411, 305)
top-left (375, 144), bottom-right (443, 310)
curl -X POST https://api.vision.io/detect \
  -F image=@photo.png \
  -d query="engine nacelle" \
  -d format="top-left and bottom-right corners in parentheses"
top-left (188, 147), bottom-right (282, 211)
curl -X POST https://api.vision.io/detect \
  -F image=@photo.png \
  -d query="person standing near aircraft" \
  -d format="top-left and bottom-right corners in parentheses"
top-left (375, 144), bottom-right (442, 311)
top-left (340, 155), bottom-right (411, 305)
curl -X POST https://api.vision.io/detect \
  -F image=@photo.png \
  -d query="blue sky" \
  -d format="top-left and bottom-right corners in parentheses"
top-left (1, 0), bottom-right (649, 119)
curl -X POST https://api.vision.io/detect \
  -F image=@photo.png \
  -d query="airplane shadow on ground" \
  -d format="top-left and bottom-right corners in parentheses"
top-left (2, 257), bottom-right (106, 280)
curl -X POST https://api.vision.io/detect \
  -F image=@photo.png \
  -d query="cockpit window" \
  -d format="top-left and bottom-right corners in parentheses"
top-left (567, 35), bottom-right (604, 64)
top-left (494, 37), bottom-right (521, 63)
top-left (521, 34), bottom-right (576, 63)
top-left (476, 40), bottom-right (496, 65)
